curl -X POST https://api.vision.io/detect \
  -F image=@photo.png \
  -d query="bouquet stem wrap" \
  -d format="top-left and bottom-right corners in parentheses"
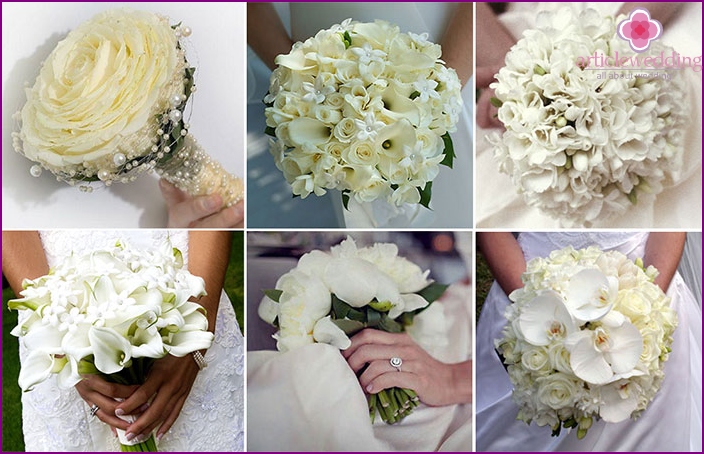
top-left (157, 135), bottom-right (244, 207)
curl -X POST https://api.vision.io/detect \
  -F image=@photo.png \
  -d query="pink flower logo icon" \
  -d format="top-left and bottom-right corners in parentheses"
top-left (618, 7), bottom-right (662, 53)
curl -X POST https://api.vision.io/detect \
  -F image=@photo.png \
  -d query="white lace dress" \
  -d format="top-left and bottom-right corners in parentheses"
top-left (476, 232), bottom-right (702, 451)
top-left (17, 230), bottom-right (245, 452)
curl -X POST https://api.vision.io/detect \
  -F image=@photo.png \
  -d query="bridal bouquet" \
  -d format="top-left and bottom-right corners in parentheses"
top-left (265, 19), bottom-right (462, 209)
top-left (496, 246), bottom-right (677, 438)
top-left (11, 8), bottom-right (243, 206)
top-left (258, 236), bottom-right (448, 424)
top-left (489, 8), bottom-right (687, 226)
top-left (9, 238), bottom-right (214, 451)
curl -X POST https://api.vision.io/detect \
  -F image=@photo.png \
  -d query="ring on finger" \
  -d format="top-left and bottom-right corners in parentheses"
top-left (390, 356), bottom-right (403, 372)
top-left (90, 404), bottom-right (100, 418)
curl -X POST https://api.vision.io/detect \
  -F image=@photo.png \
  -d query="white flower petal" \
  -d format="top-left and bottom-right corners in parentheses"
top-left (312, 316), bottom-right (351, 350)
top-left (565, 268), bottom-right (615, 321)
top-left (88, 326), bottom-right (133, 374)
top-left (569, 333), bottom-right (614, 384)
top-left (605, 322), bottom-right (643, 374)
top-left (518, 291), bottom-right (574, 346)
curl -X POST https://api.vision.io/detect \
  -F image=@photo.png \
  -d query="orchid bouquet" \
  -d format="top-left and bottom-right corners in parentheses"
top-left (9, 237), bottom-right (214, 451)
top-left (265, 19), bottom-right (462, 210)
top-left (496, 245), bottom-right (677, 438)
top-left (489, 8), bottom-right (687, 226)
top-left (258, 236), bottom-right (448, 424)
top-left (12, 8), bottom-right (243, 206)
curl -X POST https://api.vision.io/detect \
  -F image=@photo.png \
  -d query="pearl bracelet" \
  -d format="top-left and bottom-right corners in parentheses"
top-left (192, 351), bottom-right (208, 370)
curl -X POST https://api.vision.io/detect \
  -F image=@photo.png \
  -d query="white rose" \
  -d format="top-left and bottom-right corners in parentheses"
top-left (20, 9), bottom-right (184, 175)
top-left (535, 373), bottom-right (581, 411)
top-left (521, 346), bottom-right (552, 374)
top-left (343, 140), bottom-right (379, 167)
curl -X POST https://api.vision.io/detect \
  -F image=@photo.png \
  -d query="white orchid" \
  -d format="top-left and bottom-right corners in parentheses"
top-left (564, 268), bottom-right (619, 322)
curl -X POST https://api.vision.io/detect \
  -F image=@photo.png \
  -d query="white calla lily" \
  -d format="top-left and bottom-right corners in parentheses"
top-left (565, 268), bottom-right (618, 322)
top-left (165, 330), bottom-right (214, 357)
top-left (313, 316), bottom-right (352, 350)
top-left (88, 326), bottom-right (133, 374)
top-left (18, 351), bottom-right (64, 391)
top-left (287, 118), bottom-right (331, 146)
top-left (518, 291), bottom-right (577, 346)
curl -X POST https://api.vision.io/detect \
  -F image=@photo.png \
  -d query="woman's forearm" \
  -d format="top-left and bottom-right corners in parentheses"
top-left (187, 231), bottom-right (232, 333)
top-left (440, 2), bottom-right (473, 87)
top-left (2, 231), bottom-right (48, 295)
top-left (247, 3), bottom-right (294, 70)
top-left (477, 232), bottom-right (526, 296)
top-left (644, 232), bottom-right (686, 292)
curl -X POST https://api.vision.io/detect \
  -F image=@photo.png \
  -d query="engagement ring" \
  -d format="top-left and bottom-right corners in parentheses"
top-left (390, 357), bottom-right (403, 372)
top-left (89, 404), bottom-right (99, 418)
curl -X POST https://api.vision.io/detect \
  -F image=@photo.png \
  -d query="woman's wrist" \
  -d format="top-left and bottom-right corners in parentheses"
top-left (449, 360), bottom-right (473, 405)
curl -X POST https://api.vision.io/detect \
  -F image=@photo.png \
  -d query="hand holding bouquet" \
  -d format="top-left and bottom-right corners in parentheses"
top-left (489, 8), bottom-right (687, 226)
top-left (265, 19), bottom-right (462, 209)
top-left (496, 246), bottom-right (677, 438)
top-left (9, 237), bottom-right (214, 451)
top-left (12, 9), bottom-right (243, 207)
top-left (258, 236), bottom-right (448, 424)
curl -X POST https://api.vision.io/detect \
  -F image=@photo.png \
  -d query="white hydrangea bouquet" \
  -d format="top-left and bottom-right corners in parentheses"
top-left (12, 8), bottom-right (243, 206)
top-left (258, 236), bottom-right (448, 424)
top-left (265, 19), bottom-right (462, 210)
top-left (496, 245), bottom-right (677, 439)
top-left (489, 8), bottom-right (687, 226)
top-left (8, 237), bottom-right (214, 451)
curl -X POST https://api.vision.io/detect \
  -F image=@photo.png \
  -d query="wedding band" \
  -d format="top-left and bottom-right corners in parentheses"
top-left (390, 357), bottom-right (403, 372)
top-left (90, 404), bottom-right (100, 418)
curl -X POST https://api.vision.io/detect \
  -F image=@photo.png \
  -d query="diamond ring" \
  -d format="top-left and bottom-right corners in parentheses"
top-left (90, 404), bottom-right (100, 418)
top-left (390, 357), bottom-right (403, 372)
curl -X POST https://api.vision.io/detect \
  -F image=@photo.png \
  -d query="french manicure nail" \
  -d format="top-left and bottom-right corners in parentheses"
top-left (115, 409), bottom-right (125, 416)
top-left (366, 384), bottom-right (373, 392)
top-left (125, 432), bottom-right (135, 441)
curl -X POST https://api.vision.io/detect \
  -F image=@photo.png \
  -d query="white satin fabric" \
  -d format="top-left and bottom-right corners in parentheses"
top-left (476, 232), bottom-right (702, 451)
top-left (247, 2), bottom-right (473, 228)
top-left (476, 2), bottom-right (702, 228)
top-left (18, 230), bottom-right (245, 452)
top-left (247, 281), bottom-right (472, 451)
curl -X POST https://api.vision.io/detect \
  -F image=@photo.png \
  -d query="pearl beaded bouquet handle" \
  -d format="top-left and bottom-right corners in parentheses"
top-left (11, 8), bottom-right (244, 207)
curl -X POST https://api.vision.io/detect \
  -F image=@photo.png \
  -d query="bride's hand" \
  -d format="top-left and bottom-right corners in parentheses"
top-left (159, 179), bottom-right (244, 228)
top-left (115, 354), bottom-right (201, 443)
top-left (75, 376), bottom-right (140, 432)
top-left (342, 329), bottom-right (472, 406)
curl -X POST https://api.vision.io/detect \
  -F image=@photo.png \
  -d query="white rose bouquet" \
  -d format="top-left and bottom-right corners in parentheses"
top-left (11, 8), bottom-right (243, 206)
top-left (489, 8), bottom-right (687, 226)
top-left (265, 19), bottom-right (463, 209)
top-left (258, 236), bottom-right (448, 424)
top-left (8, 237), bottom-right (214, 451)
top-left (496, 245), bottom-right (677, 438)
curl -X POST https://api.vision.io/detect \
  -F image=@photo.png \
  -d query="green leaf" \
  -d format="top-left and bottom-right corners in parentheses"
top-left (331, 318), bottom-right (366, 336)
top-left (332, 294), bottom-right (352, 319)
top-left (440, 132), bottom-right (455, 168)
top-left (263, 289), bottom-right (283, 303)
top-left (489, 97), bottom-right (503, 108)
top-left (347, 307), bottom-right (367, 322)
top-left (419, 181), bottom-right (433, 209)
top-left (366, 308), bottom-right (382, 328)
top-left (378, 314), bottom-right (403, 333)
top-left (409, 90), bottom-right (420, 100)
top-left (341, 191), bottom-right (350, 211)
top-left (342, 31), bottom-right (353, 49)
top-left (264, 126), bottom-right (277, 137)
top-left (183, 67), bottom-right (196, 100)
top-left (416, 282), bottom-right (449, 304)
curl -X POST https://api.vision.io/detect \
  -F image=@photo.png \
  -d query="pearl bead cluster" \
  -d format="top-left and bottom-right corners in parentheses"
top-left (157, 135), bottom-right (244, 207)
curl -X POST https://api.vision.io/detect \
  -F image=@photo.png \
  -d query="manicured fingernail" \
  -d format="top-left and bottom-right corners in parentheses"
top-left (366, 384), bottom-right (373, 392)
top-left (156, 433), bottom-right (164, 442)
top-left (115, 409), bottom-right (125, 416)
top-left (136, 434), bottom-right (147, 443)
top-left (203, 196), bottom-right (219, 210)
top-left (125, 432), bottom-right (135, 441)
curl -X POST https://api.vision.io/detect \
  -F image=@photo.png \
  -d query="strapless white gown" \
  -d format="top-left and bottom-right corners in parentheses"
top-left (476, 232), bottom-right (702, 451)
top-left (17, 230), bottom-right (245, 452)
top-left (475, 2), bottom-right (702, 228)
top-left (247, 2), bottom-right (472, 228)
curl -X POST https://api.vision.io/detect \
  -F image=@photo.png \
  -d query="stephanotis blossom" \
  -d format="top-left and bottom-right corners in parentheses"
top-left (496, 246), bottom-right (676, 438)
top-left (265, 19), bottom-right (462, 208)
top-left (489, 7), bottom-right (687, 227)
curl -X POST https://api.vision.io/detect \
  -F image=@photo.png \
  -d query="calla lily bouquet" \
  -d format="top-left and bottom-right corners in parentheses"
top-left (258, 236), bottom-right (448, 424)
top-left (12, 8), bottom-right (243, 206)
top-left (496, 245), bottom-right (677, 439)
top-left (265, 19), bottom-right (462, 210)
top-left (489, 8), bottom-right (686, 227)
top-left (9, 237), bottom-right (214, 451)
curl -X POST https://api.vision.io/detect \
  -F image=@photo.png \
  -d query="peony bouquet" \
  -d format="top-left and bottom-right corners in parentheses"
top-left (496, 245), bottom-right (677, 438)
top-left (489, 8), bottom-right (687, 226)
top-left (265, 19), bottom-right (462, 210)
top-left (12, 9), bottom-right (243, 206)
top-left (9, 237), bottom-right (214, 451)
top-left (258, 236), bottom-right (448, 424)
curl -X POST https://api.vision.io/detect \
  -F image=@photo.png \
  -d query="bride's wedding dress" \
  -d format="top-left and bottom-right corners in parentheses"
top-left (476, 232), bottom-right (702, 451)
top-left (247, 2), bottom-right (472, 228)
top-left (17, 230), bottom-right (245, 452)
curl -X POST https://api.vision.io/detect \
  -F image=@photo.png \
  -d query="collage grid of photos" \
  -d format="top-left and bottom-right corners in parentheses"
top-left (1, 2), bottom-right (701, 453)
